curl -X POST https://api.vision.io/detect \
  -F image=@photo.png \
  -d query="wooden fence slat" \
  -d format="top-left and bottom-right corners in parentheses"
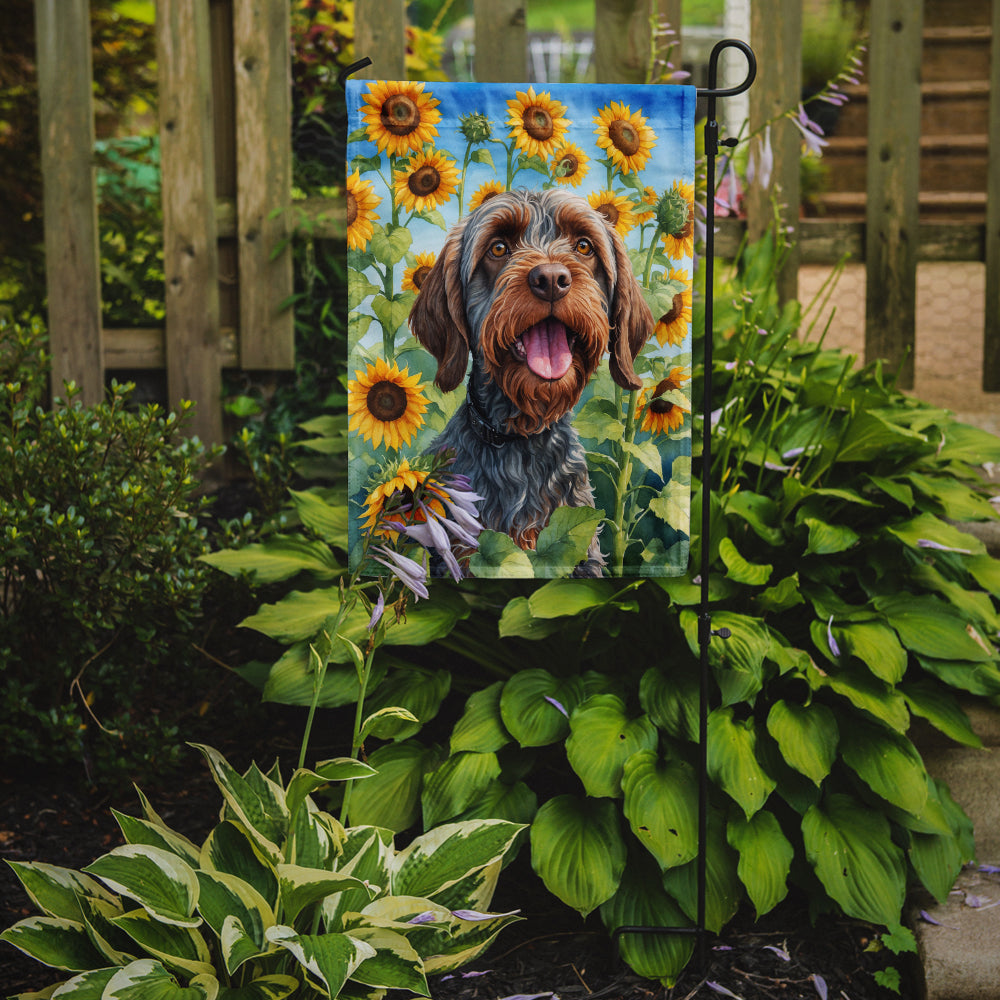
top-left (34, 0), bottom-right (103, 405)
top-left (233, 0), bottom-right (294, 369)
top-left (157, 0), bottom-right (223, 445)
top-left (354, 0), bottom-right (406, 80)
top-left (983, 0), bottom-right (1000, 390)
top-left (473, 0), bottom-right (527, 82)
top-left (864, 0), bottom-right (923, 390)
top-left (594, 0), bottom-right (661, 84)
top-left (747, 0), bottom-right (801, 305)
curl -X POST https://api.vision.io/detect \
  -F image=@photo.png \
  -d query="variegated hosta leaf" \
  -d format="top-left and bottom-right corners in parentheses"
top-left (112, 810), bottom-right (202, 868)
top-left (195, 871), bottom-right (274, 974)
top-left (276, 864), bottom-right (376, 925)
top-left (621, 751), bottom-right (699, 871)
top-left (765, 700), bottom-right (838, 786)
top-left (322, 829), bottom-right (393, 931)
top-left (77, 894), bottom-right (136, 966)
top-left (726, 810), bottom-right (793, 918)
top-left (529, 795), bottom-right (626, 917)
top-left (110, 908), bottom-right (214, 979)
top-left (4, 861), bottom-right (118, 922)
top-left (706, 707), bottom-right (776, 819)
top-left (102, 958), bottom-right (218, 999)
top-left (200, 822), bottom-right (278, 910)
top-left (265, 925), bottom-right (376, 998)
top-left (214, 974), bottom-right (299, 1000)
top-left (391, 820), bottom-right (525, 901)
top-left (599, 853), bottom-right (694, 987)
top-left (45, 966), bottom-right (118, 997)
top-left (802, 793), bottom-right (906, 926)
top-left (424, 859), bottom-right (501, 916)
top-left (421, 907), bottom-right (522, 975)
top-left (449, 681), bottom-right (511, 754)
top-left (565, 695), bottom-right (658, 798)
top-left (83, 846), bottom-right (200, 928)
top-left (285, 760), bottom-right (375, 824)
top-left (0, 916), bottom-right (107, 972)
top-left (344, 926), bottom-right (429, 995)
top-left (288, 802), bottom-right (343, 870)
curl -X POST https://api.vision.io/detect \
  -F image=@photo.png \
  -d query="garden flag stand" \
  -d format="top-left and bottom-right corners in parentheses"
top-left (341, 33), bottom-right (756, 970)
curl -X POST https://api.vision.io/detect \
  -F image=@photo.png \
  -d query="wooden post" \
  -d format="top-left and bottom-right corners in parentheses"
top-left (747, 0), bottom-right (801, 306)
top-left (864, 0), bottom-right (923, 389)
top-left (354, 0), bottom-right (406, 80)
top-left (157, 0), bottom-right (223, 444)
top-left (473, 0), bottom-right (526, 82)
top-left (34, 0), bottom-right (104, 405)
top-left (233, 0), bottom-right (294, 369)
top-left (983, 0), bottom-right (1000, 390)
top-left (594, 0), bottom-right (666, 84)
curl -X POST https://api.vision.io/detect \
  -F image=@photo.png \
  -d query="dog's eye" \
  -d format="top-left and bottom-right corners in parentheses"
top-left (575, 237), bottom-right (594, 256)
top-left (488, 239), bottom-right (509, 259)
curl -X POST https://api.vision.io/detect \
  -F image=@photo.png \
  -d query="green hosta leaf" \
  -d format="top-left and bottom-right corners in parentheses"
top-left (497, 596), bottom-right (563, 637)
top-left (285, 759), bottom-right (376, 822)
top-left (906, 472), bottom-right (998, 521)
top-left (639, 665), bottom-right (699, 742)
top-left (450, 682), bottom-right (511, 754)
top-left (811, 662), bottom-right (910, 732)
top-left (833, 621), bottom-right (907, 683)
top-left (528, 506), bottom-right (605, 575)
top-left (765, 700), bottom-right (838, 786)
top-left (565, 695), bottom-right (658, 798)
top-left (527, 577), bottom-right (618, 618)
top-left (216, 975), bottom-right (299, 1000)
top-left (530, 795), bottom-right (626, 917)
top-left (599, 853), bottom-right (694, 987)
top-left (83, 846), bottom-right (200, 928)
top-left (103, 959), bottom-right (218, 1000)
top-left (345, 926), bottom-right (428, 994)
top-left (802, 517), bottom-right (859, 556)
top-left (802, 793), bottom-right (906, 926)
top-left (5, 862), bottom-right (118, 923)
top-left (916, 655), bottom-right (1000, 697)
top-left (909, 821), bottom-right (966, 905)
top-left (469, 530), bottom-right (535, 578)
top-left (453, 779), bottom-right (538, 827)
top-left (725, 490), bottom-right (784, 545)
top-left (727, 811), bottom-right (793, 917)
top-left (392, 820), bottom-right (524, 900)
top-left (755, 573), bottom-right (805, 614)
top-left (277, 865), bottom-right (375, 925)
top-left (288, 489), bottom-right (349, 547)
top-left (111, 908), bottom-right (214, 978)
top-left (621, 751), bottom-right (699, 870)
top-left (680, 610), bottom-right (770, 706)
top-left (421, 751), bottom-right (502, 828)
top-left (886, 511), bottom-right (985, 556)
top-left (499, 670), bottom-right (584, 747)
top-left (199, 536), bottom-right (340, 584)
top-left (347, 740), bottom-right (442, 832)
top-left (112, 812), bottom-right (201, 868)
top-left (363, 667), bottom-right (451, 740)
top-left (901, 680), bottom-right (982, 748)
top-left (874, 594), bottom-right (995, 662)
top-left (661, 811), bottom-right (741, 933)
top-left (260, 644), bottom-right (384, 709)
top-left (967, 553), bottom-right (1000, 597)
top-left (707, 708), bottom-right (776, 819)
top-left (834, 410), bottom-right (927, 463)
top-left (265, 926), bottom-right (375, 997)
top-left (199, 822), bottom-right (278, 910)
top-left (0, 916), bottom-right (107, 972)
top-left (718, 537), bottom-right (772, 586)
top-left (839, 718), bottom-right (928, 816)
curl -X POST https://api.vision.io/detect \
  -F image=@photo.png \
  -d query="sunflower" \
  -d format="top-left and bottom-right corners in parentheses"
top-left (345, 169), bottom-right (382, 252)
top-left (655, 269), bottom-right (693, 347)
top-left (507, 87), bottom-right (570, 160)
top-left (348, 356), bottom-right (428, 450)
top-left (359, 455), bottom-right (453, 536)
top-left (638, 368), bottom-right (691, 435)
top-left (550, 141), bottom-right (590, 187)
top-left (593, 101), bottom-right (657, 175)
top-left (394, 149), bottom-right (460, 213)
top-left (360, 79), bottom-right (441, 157)
top-left (587, 190), bottom-right (638, 238)
top-left (402, 251), bottom-right (436, 294)
top-left (659, 180), bottom-right (695, 260)
top-left (469, 179), bottom-right (505, 211)
top-left (360, 458), bottom-right (431, 534)
top-left (636, 185), bottom-right (659, 224)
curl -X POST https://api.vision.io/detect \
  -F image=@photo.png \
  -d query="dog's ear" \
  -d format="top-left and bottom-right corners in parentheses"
top-left (409, 222), bottom-right (471, 393)
top-left (607, 228), bottom-right (654, 391)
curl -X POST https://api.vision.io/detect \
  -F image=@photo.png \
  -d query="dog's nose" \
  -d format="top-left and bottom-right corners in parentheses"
top-left (528, 262), bottom-right (571, 302)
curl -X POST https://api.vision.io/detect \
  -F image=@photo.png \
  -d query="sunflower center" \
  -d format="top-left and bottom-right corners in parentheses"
top-left (524, 106), bottom-right (554, 142)
top-left (608, 119), bottom-right (641, 156)
top-left (367, 380), bottom-right (408, 422)
top-left (556, 152), bottom-right (579, 177)
top-left (661, 293), bottom-right (685, 326)
top-left (408, 165), bottom-right (441, 198)
top-left (650, 398), bottom-right (674, 414)
top-left (596, 202), bottom-right (620, 226)
top-left (346, 190), bottom-right (358, 227)
top-left (381, 94), bottom-right (421, 136)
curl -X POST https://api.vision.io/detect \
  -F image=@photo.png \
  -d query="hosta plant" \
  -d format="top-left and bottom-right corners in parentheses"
top-left (1, 744), bottom-right (523, 999)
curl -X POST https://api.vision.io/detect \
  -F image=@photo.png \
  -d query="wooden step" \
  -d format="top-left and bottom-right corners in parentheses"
top-left (813, 189), bottom-right (987, 222)
top-left (922, 25), bottom-right (992, 82)
top-left (922, 0), bottom-right (992, 28)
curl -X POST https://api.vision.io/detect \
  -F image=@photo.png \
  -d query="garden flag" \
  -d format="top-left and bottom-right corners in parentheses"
top-left (346, 79), bottom-right (696, 579)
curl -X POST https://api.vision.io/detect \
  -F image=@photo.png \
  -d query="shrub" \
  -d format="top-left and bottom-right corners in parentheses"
top-left (0, 317), bottom-right (220, 783)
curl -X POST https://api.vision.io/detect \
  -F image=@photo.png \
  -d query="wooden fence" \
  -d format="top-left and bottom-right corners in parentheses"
top-left (33, 0), bottom-right (1000, 445)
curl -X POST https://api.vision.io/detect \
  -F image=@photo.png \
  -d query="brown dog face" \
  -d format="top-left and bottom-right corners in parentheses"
top-left (409, 188), bottom-right (654, 435)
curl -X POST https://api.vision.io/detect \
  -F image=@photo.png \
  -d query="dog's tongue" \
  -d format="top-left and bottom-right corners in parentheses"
top-left (523, 319), bottom-right (573, 380)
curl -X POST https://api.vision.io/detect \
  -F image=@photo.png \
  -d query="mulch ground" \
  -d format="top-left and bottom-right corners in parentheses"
top-left (1, 735), bottom-right (914, 1000)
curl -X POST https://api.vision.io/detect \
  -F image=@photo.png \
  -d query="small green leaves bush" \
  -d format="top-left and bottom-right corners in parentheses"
top-left (0, 317), bottom-right (220, 781)
top-left (1, 744), bottom-right (524, 999)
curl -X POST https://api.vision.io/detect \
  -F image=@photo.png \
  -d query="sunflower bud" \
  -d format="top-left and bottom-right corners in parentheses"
top-left (655, 186), bottom-right (690, 237)
top-left (459, 111), bottom-right (493, 144)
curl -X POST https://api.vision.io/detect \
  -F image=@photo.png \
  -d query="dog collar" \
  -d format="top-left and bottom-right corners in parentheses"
top-left (465, 388), bottom-right (525, 447)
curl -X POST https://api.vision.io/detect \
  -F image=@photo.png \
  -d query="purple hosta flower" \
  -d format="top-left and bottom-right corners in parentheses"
top-left (827, 615), bottom-right (841, 658)
top-left (452, 908), bottom-right (521, 921)
top-left (791, 104), bottom-right (828, 156)
top-left (706, 983), bottom-right (742, 999)
top-left (441, 970), bottom-right (493, 981)
top-left (367, 589), bottom-right (385, 631)
top-left (811, 974), bottom-right (828, 1000)
top-left (917, 538), bottom-right (973, 555)
top-left (544, 695), bottom-right (569, 718)
top-left (746, 124), bottom-right (774, 191)
top-left (407, 911), bottom-right (438, 925)
top-left (979, 864), bottom-right (1000, 874)
top-left (763, 944), bottom-right (791, 962)
top-left (371, 545), bottom-right (429, 600)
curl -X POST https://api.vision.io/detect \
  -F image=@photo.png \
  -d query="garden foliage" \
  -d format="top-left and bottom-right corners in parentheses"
top-left (203, 230), bottom-right (1000, 985)
top-left (0, 317), bottom-right (219, 782)
top-left (2, 744), bottom-right (524, 998)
